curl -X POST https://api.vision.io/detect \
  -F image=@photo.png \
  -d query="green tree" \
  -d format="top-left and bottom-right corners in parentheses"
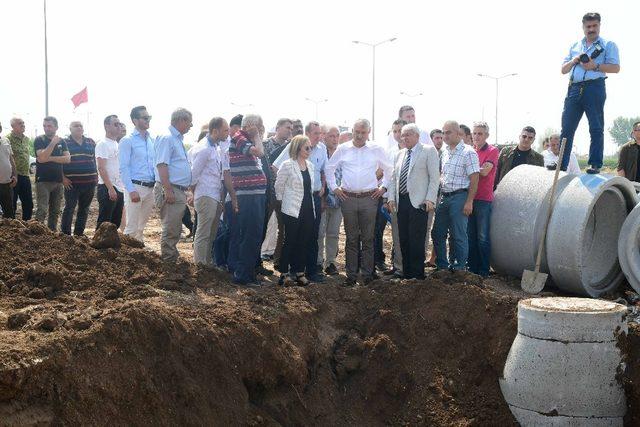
top-left (609, 116), bottom-right (640, 146)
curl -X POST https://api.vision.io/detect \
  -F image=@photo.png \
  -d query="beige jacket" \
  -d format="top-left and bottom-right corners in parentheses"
top-left (387, 142), bottom-right (440, 209)
top-left (275, 158), bottom-right (316, 218)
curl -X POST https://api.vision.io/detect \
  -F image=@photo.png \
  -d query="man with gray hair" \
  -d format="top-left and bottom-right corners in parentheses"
top-left (7, 117), bottom-right (34, 220)
top-left (387, 124), bottom-right (440, 279)
top-left (154, 108), bottom-right (193, 262)
top-left (227, 114), bottom-right (267, 286)
top-left (326, 118), bottom-right (392, 286)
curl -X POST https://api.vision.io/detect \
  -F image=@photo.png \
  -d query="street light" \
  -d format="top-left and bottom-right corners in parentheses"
top-left (477, 72), bottom-right (518, 145)
top-left (230, 102), bottom-right (254, 110)
top-left (400, 91), bottom-right (423, 98)
top-left (353, 37), bottom-right (397, 139)
top-left (304, 97), bottom-right (328, 120)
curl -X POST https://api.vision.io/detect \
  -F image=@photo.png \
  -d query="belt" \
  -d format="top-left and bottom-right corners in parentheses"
top-left (131, 179), bottom-right (155, 188)
top-left (343, 190), bottom-right (376, 198)
top-left (571, 77), bottom-right (605, 86)
top-left (442, 188), bottom-right (468, 197)
top-left (171, 183), bottom-right (189, 192)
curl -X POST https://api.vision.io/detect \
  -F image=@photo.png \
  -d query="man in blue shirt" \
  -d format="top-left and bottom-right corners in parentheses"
top-left (559, 12), bottom-right (620, 174)
top-left (119, 106), bottom-right (156, 242)
top-left (155, 108), bottom-right (193, 262)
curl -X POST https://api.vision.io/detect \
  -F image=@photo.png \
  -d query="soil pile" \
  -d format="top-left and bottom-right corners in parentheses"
top-left (0, 218), bottom-right (636, 425)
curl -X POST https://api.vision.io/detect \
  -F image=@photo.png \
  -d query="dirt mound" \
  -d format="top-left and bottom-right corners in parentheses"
top-left (0, 218), bottom-right (637, 425)
top-left (91, 222), bottom-right (120, 249)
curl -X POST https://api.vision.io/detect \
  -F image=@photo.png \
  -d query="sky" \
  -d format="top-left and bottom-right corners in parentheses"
top-left (1, 0), bottom-right (638, 156)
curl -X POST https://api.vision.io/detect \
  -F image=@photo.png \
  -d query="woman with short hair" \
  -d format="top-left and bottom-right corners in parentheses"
top-left (274, 135), bottom-right (316, 286)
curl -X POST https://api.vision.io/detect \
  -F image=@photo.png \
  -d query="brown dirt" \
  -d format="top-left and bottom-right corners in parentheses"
top-left (0, 217), bottom-right (638, 425)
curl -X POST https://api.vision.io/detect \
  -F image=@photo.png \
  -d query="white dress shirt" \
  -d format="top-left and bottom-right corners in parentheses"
top-left (385, 128), bottom-right (432, 153)
top-left (543, 149), bottom-right (581, 174)
top-left (95, 137), bottom-right (124, 192)
top-left (326, 141), bottom-right (393, 192)
top-left (191, 139), bottom-right (229, 202)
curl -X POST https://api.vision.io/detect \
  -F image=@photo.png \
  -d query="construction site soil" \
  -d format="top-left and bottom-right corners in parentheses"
top-left (1, 218), bottom-right (639, 426)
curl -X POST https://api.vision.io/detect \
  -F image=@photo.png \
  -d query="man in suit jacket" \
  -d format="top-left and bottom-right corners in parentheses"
top-left (387, 124), bottom-right (440, 279)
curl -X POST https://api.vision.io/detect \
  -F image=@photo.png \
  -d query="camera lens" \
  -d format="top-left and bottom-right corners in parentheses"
top-left (579, 53), bottom-right (590, 63)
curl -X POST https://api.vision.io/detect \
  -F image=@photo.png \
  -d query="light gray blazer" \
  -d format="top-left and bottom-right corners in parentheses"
top-left (387, 142), bottom-right (440, 209)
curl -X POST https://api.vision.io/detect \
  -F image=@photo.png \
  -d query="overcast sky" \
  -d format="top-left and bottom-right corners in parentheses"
top-left (1, 0), bottom-right (638, 155)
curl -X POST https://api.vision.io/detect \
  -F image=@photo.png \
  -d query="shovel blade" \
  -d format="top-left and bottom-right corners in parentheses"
top-left (521, 269), bottom-right (548, 294)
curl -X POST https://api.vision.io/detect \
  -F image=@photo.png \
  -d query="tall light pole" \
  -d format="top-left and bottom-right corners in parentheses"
top-left (400, 91), bottom-right (423, 98)
top-left (353, 37), bottom-right (397, 140)
top-left (44, 0), bottom-right (49, 116)
top-left (304, 97), bottom-right (328, 121)
top-left (230, 102), bottom-right (254, 110)
top-left (477, 73), bottom-right (518, 145)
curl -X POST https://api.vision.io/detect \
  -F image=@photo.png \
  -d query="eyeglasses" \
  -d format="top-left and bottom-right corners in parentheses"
top-left (138, 116), bottom-right (152, 121)
top-left (303, 146), bottom-right (311, 152)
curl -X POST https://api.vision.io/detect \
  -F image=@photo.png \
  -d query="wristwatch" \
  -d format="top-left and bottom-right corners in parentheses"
top-left (595, 63), bottom-right (601, 72)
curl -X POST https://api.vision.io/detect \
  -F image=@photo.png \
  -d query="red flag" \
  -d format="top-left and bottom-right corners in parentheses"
top-left (71, 87), bottom-right (88, 108)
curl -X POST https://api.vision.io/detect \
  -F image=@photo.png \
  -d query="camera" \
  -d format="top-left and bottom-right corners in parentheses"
top-left (579, 43), bottom-right (604, 63)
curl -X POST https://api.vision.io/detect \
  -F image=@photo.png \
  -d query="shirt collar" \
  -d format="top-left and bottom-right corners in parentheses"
top-left (476, 142), bottom-right (489, 152)
top-left (169, 126), bottom-right (183, 140)
top-left (447, 141), bottom-right (464, 153)
top-left (581, 35), bottom-right (603, 47)
top-left (206, 135), bottom-right (219, 147)
top-left (104, 137), bottom-right (117, 144)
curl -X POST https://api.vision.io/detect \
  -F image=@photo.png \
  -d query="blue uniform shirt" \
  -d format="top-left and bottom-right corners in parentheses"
top-left (118, 129), bottom-right (156, 193)
top-left (155, 125), bottom-right (192, 187)
top-left (564, 36), bottom-right (620, 83)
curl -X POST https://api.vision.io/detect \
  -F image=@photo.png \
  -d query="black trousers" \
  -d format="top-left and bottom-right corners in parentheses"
top-left (96, 184), bottom-right (124, 229)
top-left (280, 207), bottom-right (315, 275)
top-left (397, 194), bottom-right (428, 279)
top-left (61, 185), bottom-right (96, 236)
top-left (0, 183), bottom-right (15, 218)
top-left (374, 198), bottom-right (387, 264)
top-left (182, 206), bottom-right (194, 233)
top-left (12, 174), bottom-right (33, 220)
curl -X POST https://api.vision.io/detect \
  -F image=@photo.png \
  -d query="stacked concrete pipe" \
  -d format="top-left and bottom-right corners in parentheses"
top-left (491, 165), bottom-right (636, 297)
top-left (618, 203), bottom-right (640, 293)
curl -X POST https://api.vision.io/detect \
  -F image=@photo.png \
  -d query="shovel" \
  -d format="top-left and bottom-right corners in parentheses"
top-left (521, 137), bottom-right (567, 294)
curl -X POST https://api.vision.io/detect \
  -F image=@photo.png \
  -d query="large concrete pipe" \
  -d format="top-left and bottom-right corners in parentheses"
top-left (490, 165), bottom-right (573, 277)
top-left (547, 174), bottom-right (636, 296)
top-left (500, 298), bottom-right (627, 425)
top-left (491, 166), bottom-right (636, 296)
top-left (618, 202), bottom-right (640, 293)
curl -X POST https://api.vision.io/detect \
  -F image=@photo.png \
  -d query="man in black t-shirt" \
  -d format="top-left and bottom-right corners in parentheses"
top-left (495, 126), bottom-right (545, 187)
top-left (34, 116), bottom-right (70, 230)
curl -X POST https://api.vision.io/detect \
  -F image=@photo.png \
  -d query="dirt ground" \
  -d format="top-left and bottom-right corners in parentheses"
top-left (1, 200), bottom-right (639, 425)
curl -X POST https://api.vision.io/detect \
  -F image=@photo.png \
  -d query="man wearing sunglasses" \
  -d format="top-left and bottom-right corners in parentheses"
top-left (495, 126), bottom-right (544, 187)
top-left (119, 105), bottom-right (156, 242)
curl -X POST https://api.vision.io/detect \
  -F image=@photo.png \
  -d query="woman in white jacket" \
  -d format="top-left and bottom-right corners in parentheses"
top-left (274, 135), bottom-right (316, 286)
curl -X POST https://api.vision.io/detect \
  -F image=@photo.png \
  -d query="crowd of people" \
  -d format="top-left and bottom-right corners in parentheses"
top-left (0, 11), bottom-right (627, 287)
top-left (0, 105), bottom-right (589, 288)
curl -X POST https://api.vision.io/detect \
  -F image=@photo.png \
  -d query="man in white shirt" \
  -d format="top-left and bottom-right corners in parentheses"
top-left (543, 133), bottom-right (581, 174)
top-left (95, 115), bottom-right (125, 229)
top-left (326, 118), bottom-right (393, 286)
top-left (191, 117), bottom-right (236, 267)
top-left (385, 105), bottom-right (433, 152)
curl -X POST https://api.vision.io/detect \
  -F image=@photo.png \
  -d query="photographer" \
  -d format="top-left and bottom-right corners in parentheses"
top-left (559, 12), bottom-right (620, 174)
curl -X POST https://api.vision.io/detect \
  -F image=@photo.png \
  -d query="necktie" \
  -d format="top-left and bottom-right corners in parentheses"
top-left (399, 149), bottom-right (411, 194)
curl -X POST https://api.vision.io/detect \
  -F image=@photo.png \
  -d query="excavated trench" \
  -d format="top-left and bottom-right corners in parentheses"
top-left (0, 219), bottom-right (638, 426)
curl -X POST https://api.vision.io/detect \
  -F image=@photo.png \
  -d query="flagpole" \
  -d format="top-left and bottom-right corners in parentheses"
top-left (44, 0), bottom-right (49, 116)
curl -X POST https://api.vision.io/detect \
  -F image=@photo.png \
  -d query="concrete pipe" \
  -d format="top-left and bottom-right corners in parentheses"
top-left (618, 202), bottom-right (640, 294)
top-left (546, 174), bottom-right (636, 297)
top-left (500, 297), bottom-right (627, 426)
top-left (491, 166), bottom-right (636, 297)
top-left (490, 165), bottom-right (573, 277)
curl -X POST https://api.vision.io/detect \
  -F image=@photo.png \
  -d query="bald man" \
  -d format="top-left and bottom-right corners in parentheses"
top-left (431, 121), bottom-right (480, 271)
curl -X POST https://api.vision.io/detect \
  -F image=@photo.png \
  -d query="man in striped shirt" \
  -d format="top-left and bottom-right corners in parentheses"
top-left (227, 114), bottom-right (267, 286)
top-left (61, 121), bottom-right (98, 236)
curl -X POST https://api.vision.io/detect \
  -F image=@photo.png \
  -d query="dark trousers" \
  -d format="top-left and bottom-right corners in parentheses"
top-left (0, 183), bottom-right (15, 218)
top-left (273, 203), bottom-right (286, 269)
top-left (374, 199), bottom-right (387, 265)
top-left (560, 78), bottom-right (606, 169)
top-left (280, 207), bottom-right (315, 275)
top-left (305, 193), bottom-right (322, 275)
top-left (12, 174), bottom-right (33, 220)
top-left (214, 201), bottom-right (232, 267)
top-left (397, 194), bottom-right (428, 279)
top-left (467, 200), bottom-right (492, 277)
top-left (182, 206), bottom-right (194, 233)
top-left (61, 185), bottom-right (95, 235)
top-left (229, 194), bottom-right (266, 284)
top-left (96, 184), bottom-right (124, 229)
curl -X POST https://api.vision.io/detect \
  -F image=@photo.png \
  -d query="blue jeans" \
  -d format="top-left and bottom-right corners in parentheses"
top-left (560, 78), bottom-right (606, 170)
top-left (431, 191), bottom-right (469, 270)
top-left (214, 201), bottom-right (232, 268)
top-left (228, 194), bottom-right (266, 284)
top-left (467, 200), bottom-right (492, 276)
